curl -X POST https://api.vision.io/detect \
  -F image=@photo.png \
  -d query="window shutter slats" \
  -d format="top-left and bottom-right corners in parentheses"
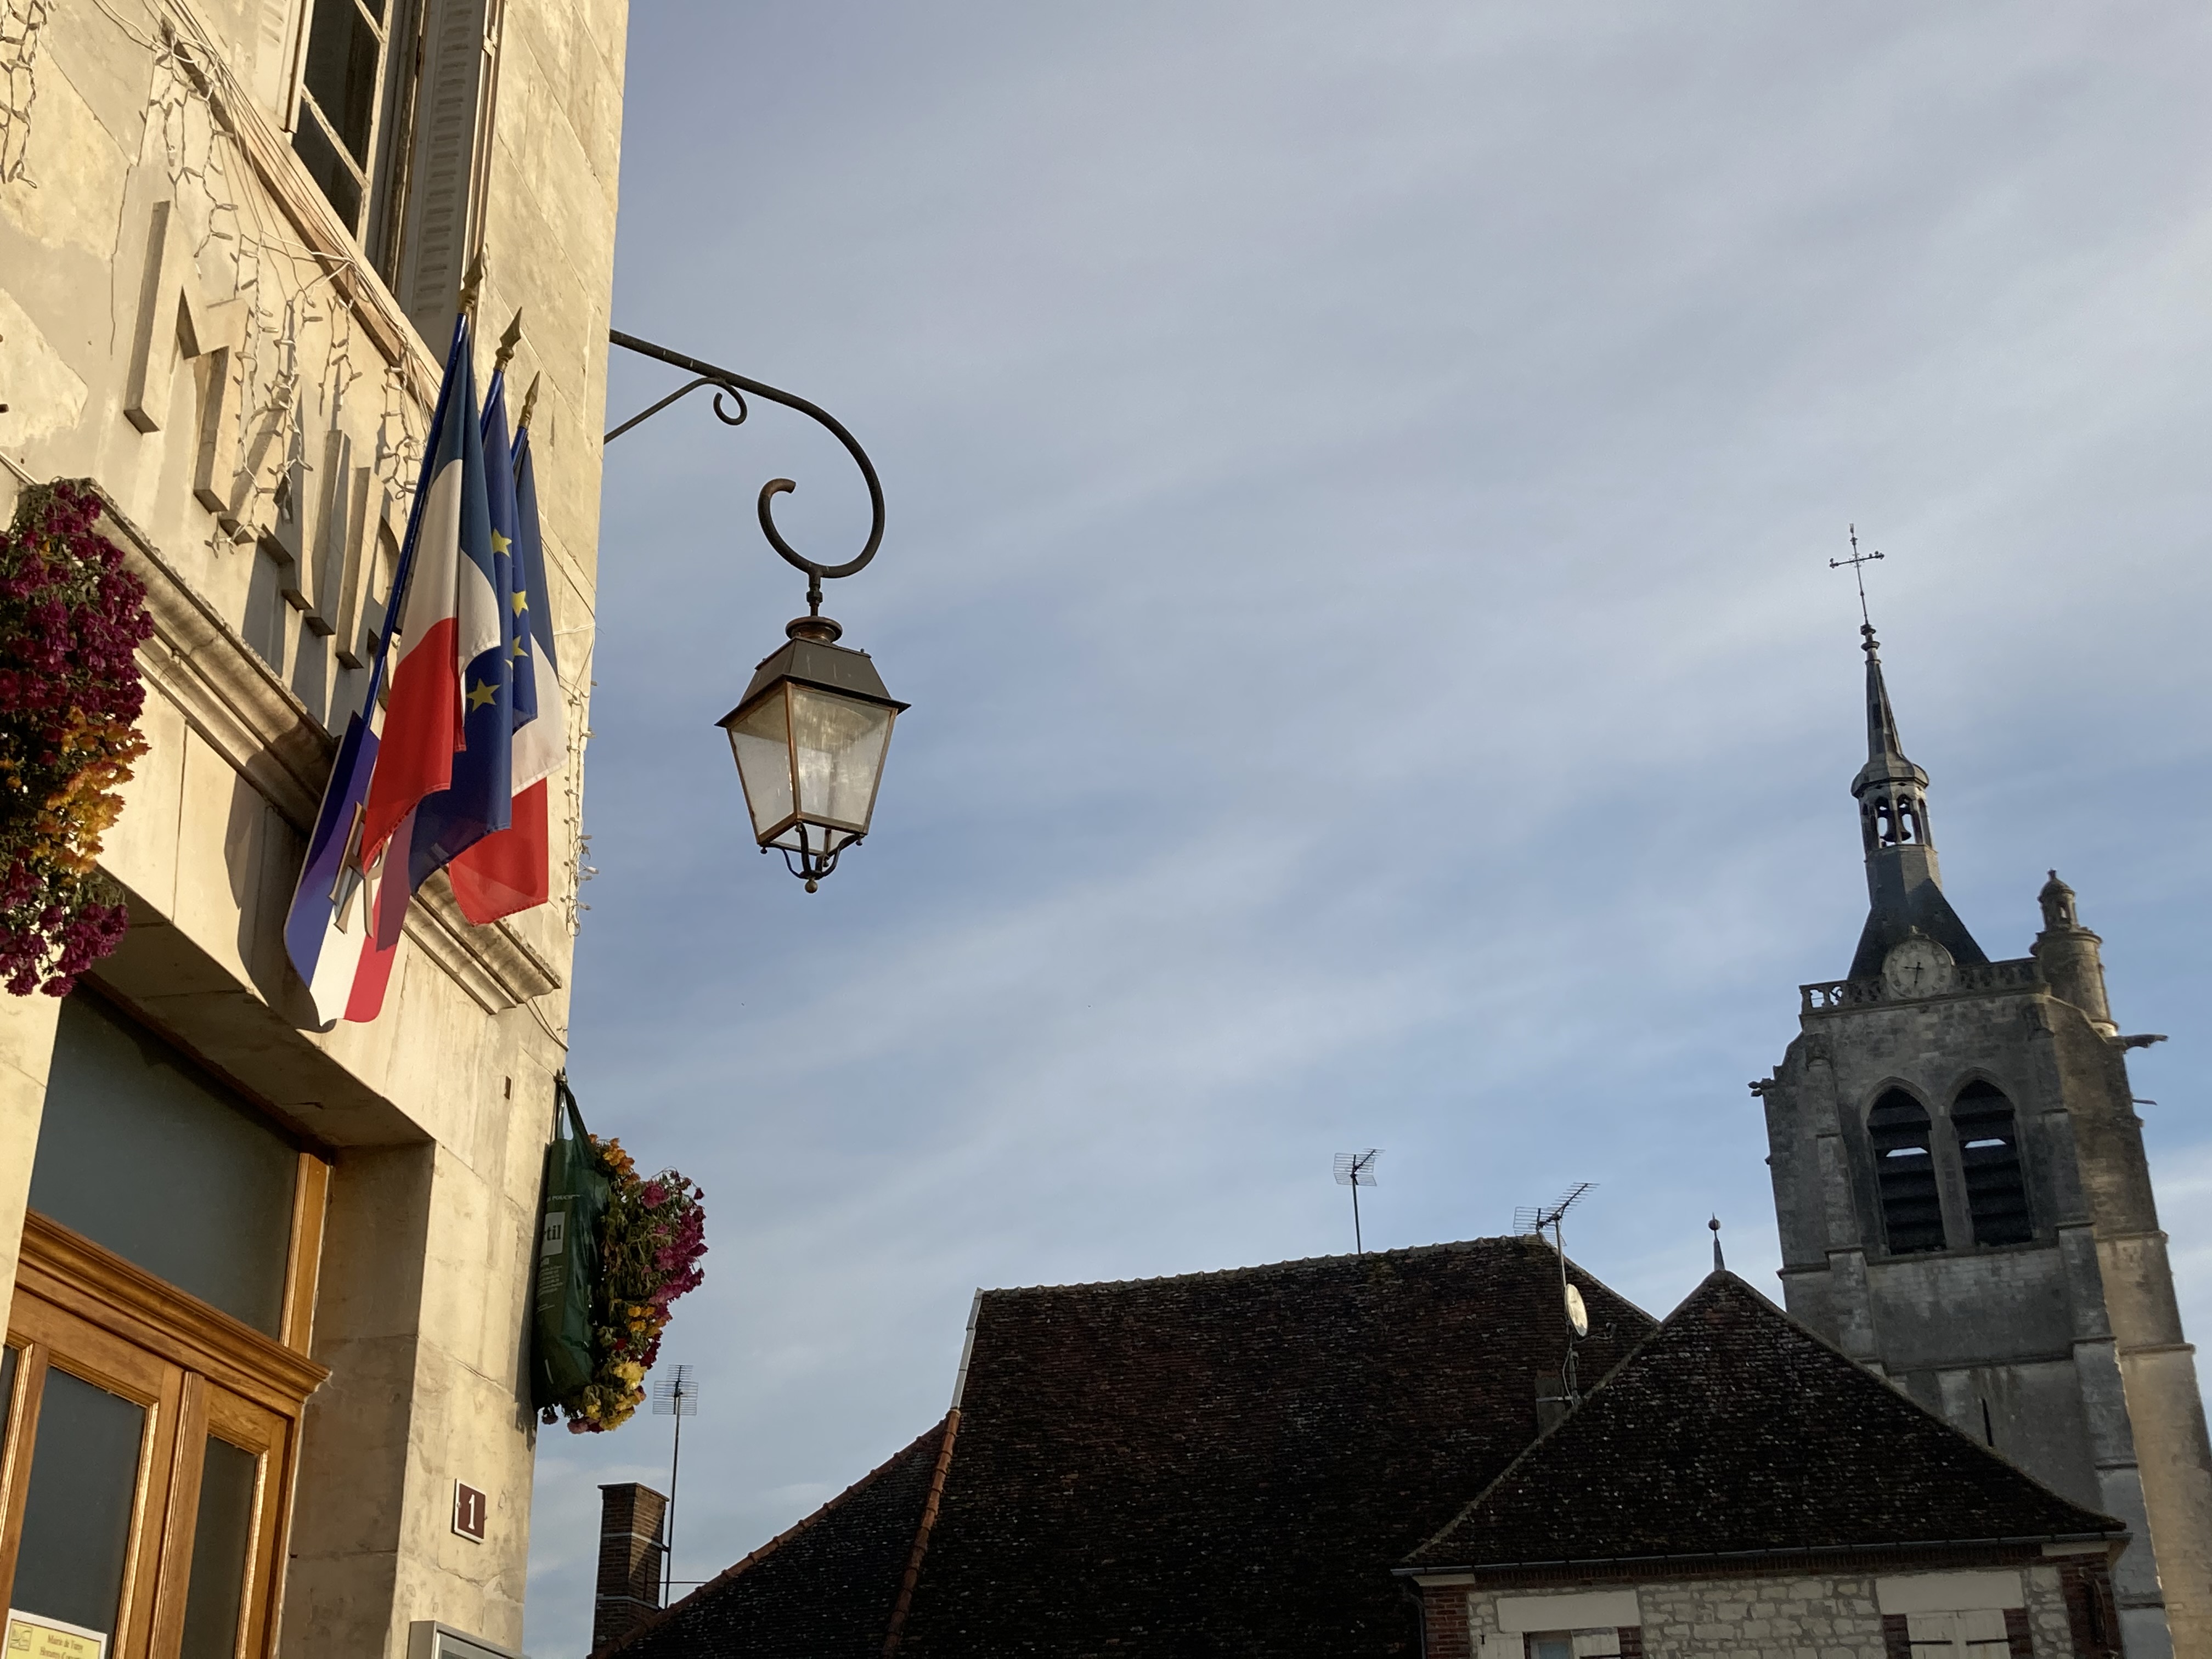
top-left (393, 0), bottom-right (492, 343)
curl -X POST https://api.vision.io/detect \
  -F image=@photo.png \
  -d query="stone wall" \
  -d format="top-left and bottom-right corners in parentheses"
top-left (1423, 1560), bottom-right (2106, 1659)
top-left (0, 0), bottom-right (627, 1650)
top-left (1757, 911), bottom-right (2212, 1659)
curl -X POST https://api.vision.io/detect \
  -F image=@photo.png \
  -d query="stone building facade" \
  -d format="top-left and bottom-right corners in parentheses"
top-left (1423, 1564), bottom-right (2110, 1659)
top-left (1755, 627), bottom-right (2212, 1659)
top-left (0, 0), bottom-right (625, 1650)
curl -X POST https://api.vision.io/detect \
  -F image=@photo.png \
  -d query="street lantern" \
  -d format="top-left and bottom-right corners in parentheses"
top-left (605, 330), bottom-right (902, 892)
top-left (720, 614), bottom-right (906, 891)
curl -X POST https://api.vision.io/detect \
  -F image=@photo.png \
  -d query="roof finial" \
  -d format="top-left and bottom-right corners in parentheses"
top-left (1708, 1215), bottom-right (1725, 1273)
top-left (1831, 524), bottom-right (1885, 654)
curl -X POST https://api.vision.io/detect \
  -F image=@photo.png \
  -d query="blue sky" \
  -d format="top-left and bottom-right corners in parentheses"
top-left (522, 7), bottom-right (2212, 1651)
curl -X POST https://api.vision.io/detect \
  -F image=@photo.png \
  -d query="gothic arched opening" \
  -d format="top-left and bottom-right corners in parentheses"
top-left (1868, 1090), bottom-right (1944, 1253)
top-left (1955, 1080), bottom-right (2033, 1246)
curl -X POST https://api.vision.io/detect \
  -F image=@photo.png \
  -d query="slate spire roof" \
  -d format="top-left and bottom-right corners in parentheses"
top-left (1404, 1271), bottom-right (2123, 1573)
top-left (1847, 625), bottom-right (1988, 978)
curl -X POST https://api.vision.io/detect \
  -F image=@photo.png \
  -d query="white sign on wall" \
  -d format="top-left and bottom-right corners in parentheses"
top-left (4, 1609), bottom-right (109, 1659)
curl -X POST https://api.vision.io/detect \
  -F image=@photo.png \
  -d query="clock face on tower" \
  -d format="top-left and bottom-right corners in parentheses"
top-left (1882, 935), bottom-right (1957, 999)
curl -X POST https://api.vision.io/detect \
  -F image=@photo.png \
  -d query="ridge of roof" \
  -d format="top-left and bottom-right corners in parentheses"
top-left (590, 1415), bottom-right (950, 1659)
top-left (879, 1406), bottom-right (962, 1657)
top-left (1404, 1270), bottom-right (2123, 1571)
top-left (978, 1233), bottom-right (1555, 1299)
top-left (1402, 1267), bottom-right (1701, 1566)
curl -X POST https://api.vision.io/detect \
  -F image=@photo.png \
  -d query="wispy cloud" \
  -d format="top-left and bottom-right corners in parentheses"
top-left (525, 5), bottom-right (2212, 1652)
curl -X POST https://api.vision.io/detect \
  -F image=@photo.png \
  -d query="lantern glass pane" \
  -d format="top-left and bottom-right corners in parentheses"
top-left (724, 688), bottom-right (794, 841)
top-left (788, 685), bottom-right (894, 831)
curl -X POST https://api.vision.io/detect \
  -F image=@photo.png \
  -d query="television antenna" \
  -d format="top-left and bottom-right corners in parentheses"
top-left (1334, 1150), bottom-right (1381, 1255)
top-left (1516, 1182), bottom-right (1596, 1406)
top-left (651, 1364), bottom-right (700, 1606)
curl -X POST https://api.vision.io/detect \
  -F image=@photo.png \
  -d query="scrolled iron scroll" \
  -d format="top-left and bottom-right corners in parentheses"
top-left (605, 329), bottom-right (884, 611)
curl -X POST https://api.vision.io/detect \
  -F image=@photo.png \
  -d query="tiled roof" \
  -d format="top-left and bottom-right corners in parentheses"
top-left (600, 1417), bottom-right (949, 1659)
top-left (896, 1237), bottom-right (1653, 1657)
top-left (1406, 1271), bottom-right (2124, 1572)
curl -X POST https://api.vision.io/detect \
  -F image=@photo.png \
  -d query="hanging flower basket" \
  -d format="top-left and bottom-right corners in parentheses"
top-left (0, 484), bottom-right (154, 996)
top-left (542, 1132), bottom-right (708, 1435)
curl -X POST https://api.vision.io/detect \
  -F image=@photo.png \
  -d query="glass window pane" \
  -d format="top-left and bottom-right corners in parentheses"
top-left (302, 0), bottom-right (383, 165)
top-left (33, 995), bottom-right (298, 1335)
top-left (12, 1367), bottom-right (146, 1639)
top-left (788, 687), bottom-right (893, 831)
top-left (725, 689), bottom-right (795, 839)
top-left (292, 112), bottom-right (364, 232)
top-left (180, 1437), bottom-right (259, 1659)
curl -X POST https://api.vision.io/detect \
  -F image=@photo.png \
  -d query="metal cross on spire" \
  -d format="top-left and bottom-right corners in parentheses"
top-left (1831, 523), bottom-right (1885, 633)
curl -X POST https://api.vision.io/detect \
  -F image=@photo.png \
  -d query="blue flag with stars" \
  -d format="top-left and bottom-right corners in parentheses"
top-left (407, 366), bottom-right (521, 889)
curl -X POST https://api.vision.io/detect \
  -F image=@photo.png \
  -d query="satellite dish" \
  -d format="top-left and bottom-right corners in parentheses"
top-left (1564, 1283), bottom-right (1589, 1339)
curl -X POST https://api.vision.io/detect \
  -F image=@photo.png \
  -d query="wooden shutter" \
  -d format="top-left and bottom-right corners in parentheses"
top-left (392, 0), bottom-right (497, 345)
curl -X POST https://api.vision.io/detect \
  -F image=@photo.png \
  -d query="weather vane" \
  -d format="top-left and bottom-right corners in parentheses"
top-left (1830, 523), bottom-right (1884, 634)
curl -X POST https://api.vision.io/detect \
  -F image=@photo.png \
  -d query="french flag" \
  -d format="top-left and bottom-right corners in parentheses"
top-left (449, 411), bottom-right (567, 923)
top-left (283, 316), bottom-right (474, 1027)
top-left (359, 344), bottom-right (500, 872)
top-left (340, 332), bottom-right (504, 1020)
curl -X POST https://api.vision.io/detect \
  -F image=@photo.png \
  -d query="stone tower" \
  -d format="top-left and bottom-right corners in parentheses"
top-left (1756, 624), bottom-right (2212, 1659)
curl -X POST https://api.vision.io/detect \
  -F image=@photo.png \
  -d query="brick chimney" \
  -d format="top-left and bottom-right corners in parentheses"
top-left (593, 1482), bottom-right (668, 1651)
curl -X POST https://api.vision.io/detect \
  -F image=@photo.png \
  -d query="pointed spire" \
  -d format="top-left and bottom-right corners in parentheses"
top-left (1842, 624), bottom-right (1988, 980)
top-left (1708, 1215), bottom-right (1725, 1273)
top-left (1861, 625), bottom-right (1910, 773)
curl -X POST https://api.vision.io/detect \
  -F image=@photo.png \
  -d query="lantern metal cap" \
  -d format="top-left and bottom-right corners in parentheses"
top-left (719, 614), bottom-right (909, 727)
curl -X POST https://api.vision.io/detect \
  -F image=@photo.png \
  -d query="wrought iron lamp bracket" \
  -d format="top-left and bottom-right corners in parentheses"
top-left (605, 328), bottom-right (885, 614)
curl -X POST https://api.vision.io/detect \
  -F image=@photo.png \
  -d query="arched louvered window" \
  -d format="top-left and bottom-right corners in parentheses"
top-left (1955, 1080), bottom-right (2032, 1246)
top-left (1869, 1090), bottom-right (1944, 1254)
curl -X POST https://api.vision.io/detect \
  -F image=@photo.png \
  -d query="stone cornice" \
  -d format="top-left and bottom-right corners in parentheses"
top-left (83, 482), bottom-right (561, 1014)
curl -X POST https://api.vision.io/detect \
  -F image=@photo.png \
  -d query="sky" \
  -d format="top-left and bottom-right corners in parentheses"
top-left (521, 6), bottom-right (2212, 1652)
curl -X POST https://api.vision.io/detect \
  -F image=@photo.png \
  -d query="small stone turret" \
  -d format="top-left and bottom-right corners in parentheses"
top-left (2033, 870), bottom-right (2116, 1034)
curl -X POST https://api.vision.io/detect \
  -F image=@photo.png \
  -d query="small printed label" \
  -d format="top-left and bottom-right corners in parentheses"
top-left (541, 1209), bottom-right (566, 1259)
top-left (5, 1611), bottom-right (108, 1659)
top-left (454, 1481), bottom-right (489, 1542)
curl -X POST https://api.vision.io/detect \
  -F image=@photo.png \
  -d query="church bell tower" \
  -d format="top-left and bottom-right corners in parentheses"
top-left (1756, 624), bottom-right (2212, 1659)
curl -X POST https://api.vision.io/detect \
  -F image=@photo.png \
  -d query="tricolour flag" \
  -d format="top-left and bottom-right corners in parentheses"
top-left (448, 416), bottom-right (567, 923)
top-left (339, 330), bottom-right (502, 1022)
top-left (359, 341), bottom-right (498, 868)
top-left (282, 315), bottom-right (472, 1027)
top-left (405, 368), bottom-right (521, 890)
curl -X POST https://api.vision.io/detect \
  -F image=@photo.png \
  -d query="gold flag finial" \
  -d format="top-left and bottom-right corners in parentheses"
top-left (494, 308), bottom-right (525, 374)
top-left (456, 251), bottom-right (487, 321)
top-left (515, 371), bottom-right (543, 436)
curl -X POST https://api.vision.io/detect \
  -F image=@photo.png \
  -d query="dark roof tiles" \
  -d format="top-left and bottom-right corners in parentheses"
top-left (603, 1418), bottom-right (947, 1659)
top-left (896, 1237), bottom-right (1653, 1657)
top-left (1407, 1271), bottom-right (2123, 1571)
